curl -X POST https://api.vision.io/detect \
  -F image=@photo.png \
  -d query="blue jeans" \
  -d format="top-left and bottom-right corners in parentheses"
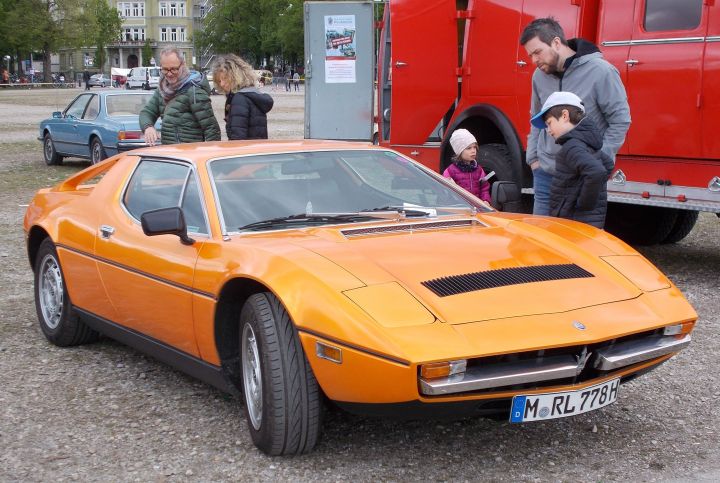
top-left (532, 168), bottom-right (552, 216)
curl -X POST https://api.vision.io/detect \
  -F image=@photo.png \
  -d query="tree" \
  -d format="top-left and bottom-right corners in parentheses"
top-left (142, 39), bottom-right (153, 67)
top-left (91, 0), bottom-right (122, 72)
top-left (276, 0), bottom-right (303, 69)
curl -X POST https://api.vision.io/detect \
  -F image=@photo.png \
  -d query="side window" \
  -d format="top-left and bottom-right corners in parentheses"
top-left (65, 95), bottom-right (92, 119)
top-left (181, 171), bottom-right (209, 234)
top-left (83, 95), bottom-right (100, 119)
top-left (123, 159), bottom-right (190, 220)
top-left (644, 0), bottom-right (702, 32)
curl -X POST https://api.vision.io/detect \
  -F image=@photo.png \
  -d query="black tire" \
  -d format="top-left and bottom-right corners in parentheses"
top-left (661, 210), bottom-right (699, 244)
top-left (90, 137), bottom-right (107, 164)
top-left (34, 238), bottom-right (99, 347)
top-left (43, 133), bottom-right (63, 166)
top-left (143, 82), bottom-right (149, 90)
top-left (605, 203), bottom-right (679, 246)
top-left (240, 292), bottom-right (322, 455)
top-left (476, 143), bottom-right (530, 212)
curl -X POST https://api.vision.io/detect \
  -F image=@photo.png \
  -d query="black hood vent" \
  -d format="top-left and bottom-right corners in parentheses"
top-left (422, 263), bottom-right (594, 297)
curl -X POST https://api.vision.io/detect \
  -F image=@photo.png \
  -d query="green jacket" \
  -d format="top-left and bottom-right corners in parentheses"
top-left (139, 72), bottom-right (221, 144)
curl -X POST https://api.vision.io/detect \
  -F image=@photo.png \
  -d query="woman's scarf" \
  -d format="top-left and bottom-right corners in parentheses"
top-left (455, 159), bottom-right (479, 173)
top-left (158, 65), bottom-right (191, 102)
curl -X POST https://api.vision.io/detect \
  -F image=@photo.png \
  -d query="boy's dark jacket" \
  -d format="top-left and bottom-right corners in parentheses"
top-left (549, 117), bottom-right (613, 228)
top-left (225, 87), bottom-right (274, 140)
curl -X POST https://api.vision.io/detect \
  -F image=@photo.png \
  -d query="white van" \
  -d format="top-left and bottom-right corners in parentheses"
top-left (125, 67), bottom-right (161, 90)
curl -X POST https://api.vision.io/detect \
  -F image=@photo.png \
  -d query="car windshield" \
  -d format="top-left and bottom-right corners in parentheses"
top-left (106, 94), bottom-right (153, 116)
top-left (209, 149), bottom-right (485, 232)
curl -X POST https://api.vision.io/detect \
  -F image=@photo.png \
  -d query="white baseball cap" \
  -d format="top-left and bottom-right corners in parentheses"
top-left (530, 91), bottom-right (585, 129)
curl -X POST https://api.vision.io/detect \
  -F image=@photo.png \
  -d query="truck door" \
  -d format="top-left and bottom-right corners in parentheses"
top-left (623, 0), bottom-right (707, 158)
top-left (597, 0), bottom-right (633, 156)
top-left (386, 0), bottom-right (457, 145)
top-left (702, 2), bottom-right (720, 158)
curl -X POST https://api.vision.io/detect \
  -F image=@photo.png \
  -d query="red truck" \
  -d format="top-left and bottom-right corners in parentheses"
top-left (376, 0), bottom-right (720, 245)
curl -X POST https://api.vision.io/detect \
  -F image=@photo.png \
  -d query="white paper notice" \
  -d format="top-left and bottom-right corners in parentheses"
top-left (324, 14), bottom-right (357, 84)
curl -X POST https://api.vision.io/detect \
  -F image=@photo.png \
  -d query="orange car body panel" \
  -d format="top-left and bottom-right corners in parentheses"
top-left (24, 141), bottom-right (698, 405)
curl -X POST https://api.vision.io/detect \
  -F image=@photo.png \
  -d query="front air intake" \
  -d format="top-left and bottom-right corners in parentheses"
top-left (422, 263), bottom-right (594, 297)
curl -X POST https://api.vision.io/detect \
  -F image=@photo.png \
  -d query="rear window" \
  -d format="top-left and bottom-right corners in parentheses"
top-left (106, 94), bottom-right (153, 116)
top-left (149, 68), bottom-right (160, 77)
top-left (644, 0), bottom-right (702, 32)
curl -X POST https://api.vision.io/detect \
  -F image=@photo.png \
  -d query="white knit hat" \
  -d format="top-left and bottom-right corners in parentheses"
top-left (449, 129), bottom-right (477, 155)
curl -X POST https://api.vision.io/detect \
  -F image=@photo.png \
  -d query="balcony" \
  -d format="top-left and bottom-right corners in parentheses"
top-left (108, 39), bottom-right (158, 48)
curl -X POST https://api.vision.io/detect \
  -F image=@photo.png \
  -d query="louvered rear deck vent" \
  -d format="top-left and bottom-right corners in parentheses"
top-left (342, 219), bottom-right (481, 238)
top-left (422, 263), bottom-right (594, 297)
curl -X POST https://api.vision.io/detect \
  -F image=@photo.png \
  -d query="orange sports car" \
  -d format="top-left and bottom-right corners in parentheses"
top-left (24, 140), bottom-right (697, 455)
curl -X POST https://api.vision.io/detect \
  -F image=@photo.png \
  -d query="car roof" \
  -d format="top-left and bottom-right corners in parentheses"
top-left (128, 140), bottom-right (386, 164)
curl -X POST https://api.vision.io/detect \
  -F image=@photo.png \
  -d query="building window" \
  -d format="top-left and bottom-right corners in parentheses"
top-left (160, 27), bottom-right (186, 42)
top-left (123, 28), bottom-right (146, 41)
top-left (159, 2), bottom-right (186, 18)
top-left (118, 2), bottom-right (145, 18)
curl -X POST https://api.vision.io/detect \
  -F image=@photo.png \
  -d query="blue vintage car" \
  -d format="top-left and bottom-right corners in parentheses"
top-left (39, 91), bottom-right (160, 165)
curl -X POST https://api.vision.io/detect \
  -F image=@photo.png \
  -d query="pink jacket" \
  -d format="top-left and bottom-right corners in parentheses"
top-left (443, 162), bottom-right (491, 202)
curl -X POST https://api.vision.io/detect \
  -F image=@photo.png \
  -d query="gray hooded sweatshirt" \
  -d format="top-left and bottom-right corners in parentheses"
top-left (527, 39), bottom-right (631, 175)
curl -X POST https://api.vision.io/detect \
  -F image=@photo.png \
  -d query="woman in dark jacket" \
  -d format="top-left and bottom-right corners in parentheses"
top-left (212, 55), bottom-right (274, 140)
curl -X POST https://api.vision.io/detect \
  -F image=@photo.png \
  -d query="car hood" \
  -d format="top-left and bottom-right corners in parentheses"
top-left (285, 217), bottom-right (655, 325)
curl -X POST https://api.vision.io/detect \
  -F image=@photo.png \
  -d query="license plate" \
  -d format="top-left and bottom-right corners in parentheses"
top-left (509, 378), bottom-right (620, 423)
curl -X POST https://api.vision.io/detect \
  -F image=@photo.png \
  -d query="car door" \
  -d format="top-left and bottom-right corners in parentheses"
top-left (94, 158), bottom-right (211, 356)
top-left (53, 94), bottom-right (93, 155)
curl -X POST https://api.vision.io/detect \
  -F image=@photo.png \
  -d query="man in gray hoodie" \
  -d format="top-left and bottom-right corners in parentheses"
top-left (520, 17), bottom-right (631, 216)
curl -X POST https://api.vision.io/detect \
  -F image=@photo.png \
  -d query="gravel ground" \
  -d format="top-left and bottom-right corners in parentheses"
top-left (1, 87), bottom-right (719, 482)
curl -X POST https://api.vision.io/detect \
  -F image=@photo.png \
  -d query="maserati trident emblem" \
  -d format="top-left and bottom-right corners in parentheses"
top-left (573, 321), bottom-right (586, 330)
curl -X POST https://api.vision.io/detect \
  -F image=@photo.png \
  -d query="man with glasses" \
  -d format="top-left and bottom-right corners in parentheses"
top-left (140, 47), bottom-right (220, 145)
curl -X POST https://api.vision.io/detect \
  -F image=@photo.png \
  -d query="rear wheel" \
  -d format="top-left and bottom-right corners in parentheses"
top-left (605, 203), bottom-right (679, 246)
top-left (34, 238), bottom-right (99, 346)
top-left (90, 138), bottom-right (107, 164)
top-left (661, 210), bottom-right (699, 244)
top-left (43, 133), bottom-right (63, 165)
top-left (240, 292), bottom-right (322, 455)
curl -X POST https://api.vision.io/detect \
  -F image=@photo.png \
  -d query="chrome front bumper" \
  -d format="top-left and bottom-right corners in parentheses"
top-left (419, 334), bottom-right (691, 396)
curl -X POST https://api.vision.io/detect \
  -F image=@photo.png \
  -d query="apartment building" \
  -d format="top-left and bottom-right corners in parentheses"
top-left (58, 1), bottom-right (209, 77)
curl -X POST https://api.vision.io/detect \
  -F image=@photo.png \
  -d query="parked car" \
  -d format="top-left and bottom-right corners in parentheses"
top-left (125, 66), bottom-right (161, 90)
top-left (38, 91), bottom-right (160, 165)
top-left (87, 73), bottom-right (111, 88)
top-left (24, 141), bottom-right (697, 455)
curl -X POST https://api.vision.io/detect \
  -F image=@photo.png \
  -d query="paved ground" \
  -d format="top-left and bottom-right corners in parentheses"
top-left (0, 86), bottom-right (719, 482)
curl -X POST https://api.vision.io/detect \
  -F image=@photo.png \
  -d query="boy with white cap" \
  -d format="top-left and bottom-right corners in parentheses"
top-left (530, 91), bottom-right (613, 228)
top-left (443, 129), bottom-right (491, 203)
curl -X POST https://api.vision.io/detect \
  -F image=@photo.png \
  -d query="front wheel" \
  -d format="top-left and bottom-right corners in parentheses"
top-left (240, 293), bottom-right (322, 455)
top-left (34, 238), bottom-right (99, 346)
top-left (90, 138), bottom-right (107, 164)
top-left (43, 133), bottom-right (63, 165)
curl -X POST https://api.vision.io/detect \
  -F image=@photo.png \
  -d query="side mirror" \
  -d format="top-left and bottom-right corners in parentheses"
top-left (141, 207), bottom-right (195, 245)
top-left (52, 111), bottom-right (62, 118)
top-left (491, 181), bottom-right (523, 212)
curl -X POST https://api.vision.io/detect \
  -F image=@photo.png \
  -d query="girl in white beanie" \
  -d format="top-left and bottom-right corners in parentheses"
top-left (443, 129), bottom-right (491, 203)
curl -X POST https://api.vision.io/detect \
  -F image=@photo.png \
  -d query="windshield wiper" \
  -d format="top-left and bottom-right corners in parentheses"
top-left (238, 213), bottom-right (380, 231)
top-left (360, 205), bottom-right (434, 217)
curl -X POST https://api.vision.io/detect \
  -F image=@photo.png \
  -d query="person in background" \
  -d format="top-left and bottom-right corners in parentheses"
top-left (212, 54), bottom-right (274, 140)
top-left (83, 70), bottom-right (91, 90)
top-left (520, 17), bottom-right (630, 215)
top-left (140, 47), bottom-right (220, 145)
top-left (530, 91), bottom-right (613, 228)
top-left (443, 129), bottom-right (491, 203)
top-left (293, 72), bottom-right (300, 91)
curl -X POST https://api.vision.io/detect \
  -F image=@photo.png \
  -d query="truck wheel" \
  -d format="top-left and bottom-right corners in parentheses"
top-left (34, 238), bottom-right (99, 346)
top-left (239, 292), bottom-right (322, 455)
top-left (476, 144), bottom-right (529, 212)
top-left (661, 210), bottom-right (699, 244)
top-left (605, 203), bottom-right (679, 246)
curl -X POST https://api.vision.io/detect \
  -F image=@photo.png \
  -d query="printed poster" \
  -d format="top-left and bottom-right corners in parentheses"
top-left (324, 15), bottom-right (356, 83)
